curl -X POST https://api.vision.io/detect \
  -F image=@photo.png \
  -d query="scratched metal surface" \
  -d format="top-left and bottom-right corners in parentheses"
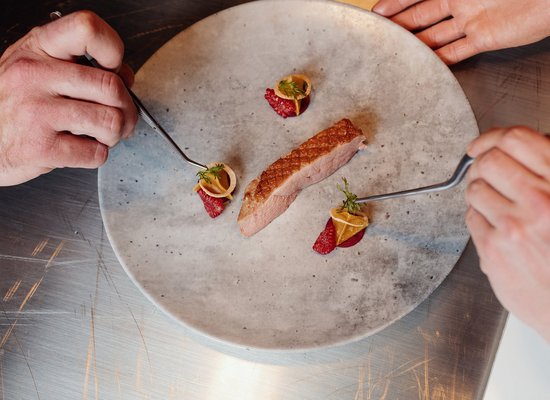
top-left (1, 1), bottom-right (549, 399)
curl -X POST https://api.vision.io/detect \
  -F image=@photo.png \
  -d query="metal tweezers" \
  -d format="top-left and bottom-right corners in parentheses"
top-left (50, 11), bottom-right (207, 170)
top-left (356, 154), bottom-right (474, 204)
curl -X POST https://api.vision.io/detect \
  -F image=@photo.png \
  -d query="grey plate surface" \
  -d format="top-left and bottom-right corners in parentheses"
top-left (98, 0), bottom-right (478, 350)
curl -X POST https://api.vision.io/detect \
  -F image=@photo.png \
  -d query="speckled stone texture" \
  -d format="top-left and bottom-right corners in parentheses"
top-left (99, 0), bottom-right (478, 350)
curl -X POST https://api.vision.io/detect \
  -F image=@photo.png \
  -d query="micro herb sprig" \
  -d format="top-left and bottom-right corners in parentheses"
top-left (197, 164), bottom-right (225, 184)
top-left (337, 178), bottom-right (361, 214)
top-left (277, 79), bottom-right (306, 99)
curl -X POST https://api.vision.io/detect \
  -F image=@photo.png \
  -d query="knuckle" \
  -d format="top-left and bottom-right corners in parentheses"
top-left (477, 149), bottom-right (502, 173)
top-left (467, 179), bottom-right (485, 196)
top-left (19, 97), bottom-right (44, 118)
top-left (472, 34), bottom-right (490, 52)
top-left (101, 107), bottom-right (124, 142)
top-left (411, 7), bottom-right (423, 26)
top-left (72, 11), bottom-right (102, 39)
top-left (501, 126), bottom-right (531, 147)
top-left (24, 26), bottom-right (44, 51)
top-left (442, 44), bottom-right (460, 64)
top-left (449, 46), bottom-right (459, 62)
top-left (466, 22), bottom-right (494, 51)
top-left (500, 216), bottom-right (525, 244)
top-left (525, 186), bottom-right (550, 207)
top-left (70, 11), bottom-right (124, 65)
top-left (418, 30), bottom-right (436, 48)
top-left (6, 57), bottom-right (42, 84)
top-left (430, 29), bottom-right (443, 47)
top-left (100, 71), bottom-right (125, 100)
top-left (465, 180), bottom-right (480, 204)
top-left (28, 133), bottom-right (56, 164)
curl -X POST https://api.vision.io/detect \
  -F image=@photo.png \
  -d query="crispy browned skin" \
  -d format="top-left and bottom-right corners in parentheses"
top-left (252, 119), bottom-right (363, 201)
top-left (238, 119), bottom-right (366, 236)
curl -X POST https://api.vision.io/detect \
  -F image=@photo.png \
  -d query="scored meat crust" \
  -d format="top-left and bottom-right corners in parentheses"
top-left (238, 119), bottom-right (367, 237)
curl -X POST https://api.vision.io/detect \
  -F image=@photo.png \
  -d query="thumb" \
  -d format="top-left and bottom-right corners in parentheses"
top-left (36, 11), bottom-right (124, 70)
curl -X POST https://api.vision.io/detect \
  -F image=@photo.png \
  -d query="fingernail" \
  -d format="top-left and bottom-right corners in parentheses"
top-left (95, 143), bottom-right (108, 165)
top-left (372, 2), bottom-right (390, 16)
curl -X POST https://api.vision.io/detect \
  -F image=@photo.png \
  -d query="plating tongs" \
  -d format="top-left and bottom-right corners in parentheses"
top-left (356, 154), bottom-right (474, 204)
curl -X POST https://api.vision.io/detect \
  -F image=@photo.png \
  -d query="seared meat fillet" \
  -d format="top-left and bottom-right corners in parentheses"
top-left (238, 119), bottom-right (367, 237)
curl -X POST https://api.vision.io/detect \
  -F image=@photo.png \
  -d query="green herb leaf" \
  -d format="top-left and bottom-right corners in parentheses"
top-left (197, 164), bottom-right (225, 184)
top-left (337, 177), bottom-right (361, 214)
top-left (277, 79), bottom-right (306, 99)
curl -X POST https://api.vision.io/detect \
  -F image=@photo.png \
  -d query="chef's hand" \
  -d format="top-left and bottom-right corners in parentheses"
top-left (372, 0), bottom-right (550, 64)
top-left (465, 126), bottom-right (550, 342)
top-left (0, 11), bottom-right (137, 186)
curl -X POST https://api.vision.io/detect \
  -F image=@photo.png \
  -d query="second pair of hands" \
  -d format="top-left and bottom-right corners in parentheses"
top-left (1, 3), bottom-right (550, 341)
top-left (372, 0), bottom-right (550, 341)
top-left (372, 0), bottom-right (550, 64)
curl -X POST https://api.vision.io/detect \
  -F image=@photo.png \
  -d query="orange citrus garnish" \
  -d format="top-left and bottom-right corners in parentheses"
top-left (274, 74), bottom-right (312, 116)
top-left (193, 162), bottom-right (237, 200)
top-left (330, 207), bottom-right (369, 245)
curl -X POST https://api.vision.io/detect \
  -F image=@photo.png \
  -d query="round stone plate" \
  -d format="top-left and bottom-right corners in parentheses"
top-left (99, 0), bottom-right (478, 350)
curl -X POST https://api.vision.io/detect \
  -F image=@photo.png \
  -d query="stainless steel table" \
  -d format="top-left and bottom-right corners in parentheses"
top-left (1, 1), bottom-right (549, 398)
